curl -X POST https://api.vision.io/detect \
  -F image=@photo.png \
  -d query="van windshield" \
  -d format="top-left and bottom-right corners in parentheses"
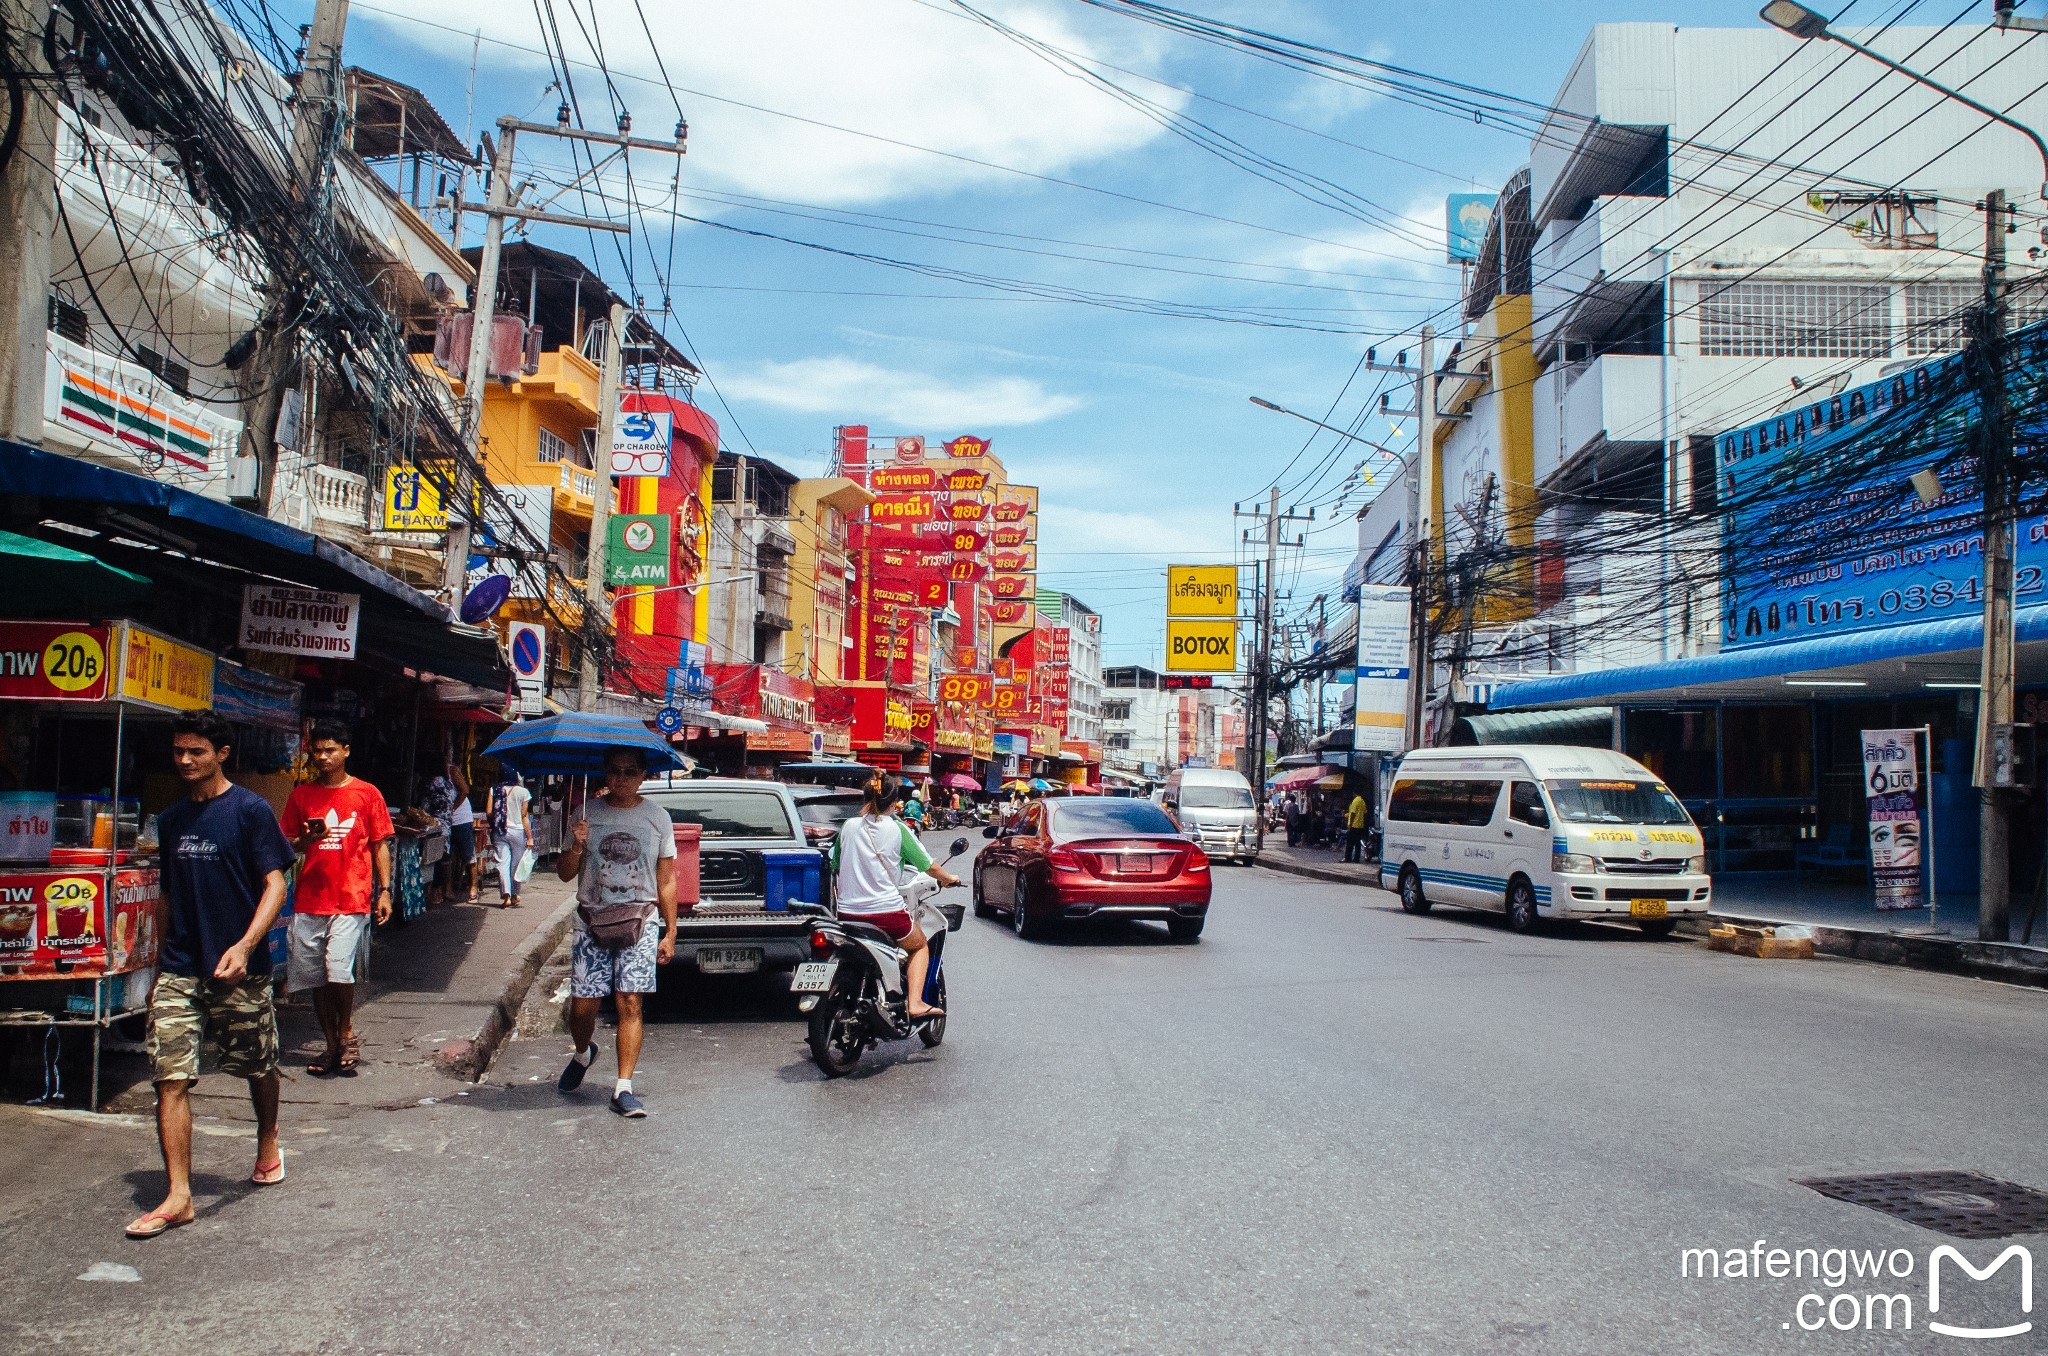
top-left (1179, 785), bottom-right (1253, 809)
top-left (1544, 780), bottom-right (1691, 826)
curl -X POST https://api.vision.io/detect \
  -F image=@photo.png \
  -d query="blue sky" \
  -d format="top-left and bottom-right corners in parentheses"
top-left (315, 0), bottom-right (1754, 667)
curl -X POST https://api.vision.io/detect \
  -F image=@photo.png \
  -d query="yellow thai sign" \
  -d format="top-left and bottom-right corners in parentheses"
top-left (1165, 619), bottom-right (1237, 673)
top-left (382, 466), bottom-right (447, 532)
top-left (118, 623), bottom-right (215, 712)
top-left (1166, 564), bottom-right (1238, 618)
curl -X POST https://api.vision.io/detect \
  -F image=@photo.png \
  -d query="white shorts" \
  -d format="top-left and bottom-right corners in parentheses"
top-left (287, 912), bottom-right (372, 990)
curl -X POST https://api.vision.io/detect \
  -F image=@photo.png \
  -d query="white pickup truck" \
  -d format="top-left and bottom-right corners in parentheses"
top-left (639, 777), bottom-right (826, 979)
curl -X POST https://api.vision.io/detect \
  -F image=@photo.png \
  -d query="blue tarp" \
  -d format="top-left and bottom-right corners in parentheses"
top-left (1490, 603), bottom-right (2048, 711)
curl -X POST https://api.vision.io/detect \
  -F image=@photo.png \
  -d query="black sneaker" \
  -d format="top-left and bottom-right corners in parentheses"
top-left (611, 1090), bottom-right (647, 1118)
top-left (558, 1043), bottom-right (598, 1092)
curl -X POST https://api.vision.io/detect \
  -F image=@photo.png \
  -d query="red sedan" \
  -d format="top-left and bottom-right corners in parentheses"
top-left (973, 797), bottom-right (1212, 941)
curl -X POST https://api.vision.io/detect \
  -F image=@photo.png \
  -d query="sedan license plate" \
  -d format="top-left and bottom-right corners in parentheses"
top-left (1630, 898), bottom-right (1668, 918)
top-left (697, 946), bottom-right (763, 975)
top-left (790, 960), bottom-right (838, 993)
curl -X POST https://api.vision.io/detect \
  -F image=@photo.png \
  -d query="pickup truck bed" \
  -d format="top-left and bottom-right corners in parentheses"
top-left (641, 778), bottom-right (825, 979)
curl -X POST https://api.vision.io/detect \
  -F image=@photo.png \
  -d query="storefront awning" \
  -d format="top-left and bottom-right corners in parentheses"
top-left (1491, 604), bottom-right (2048, 711)
top-left (1, 439), bottom-right (506, 687)
top-left (1270, 765), bottom-right (1322, 790)
top-left (1451, 707), bottom-right (1614, 746)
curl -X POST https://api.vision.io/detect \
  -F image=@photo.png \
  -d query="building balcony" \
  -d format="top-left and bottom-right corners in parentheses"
top-left (552, 459), bottom-right (602, 520)
top-left (1532, 196), bottom-right (1670, 355)
top-left (43, 331), bottom-right (242, 495)
top-left (1532, 353), bottom-right (1663, 494)
top-left (272, 456), bottom-right (371, 547)
top-left (518, 346), bottom-right (602, 418)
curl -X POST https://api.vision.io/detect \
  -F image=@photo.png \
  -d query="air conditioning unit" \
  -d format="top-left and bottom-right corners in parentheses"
top-left (226, 455), bottom-right (260, 505)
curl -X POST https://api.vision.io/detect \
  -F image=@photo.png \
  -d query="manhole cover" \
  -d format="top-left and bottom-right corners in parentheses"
top-left (1798, 1171), bottom-right (2048, 1239)
top-left (1406, 936), bottom-right (1490, 944)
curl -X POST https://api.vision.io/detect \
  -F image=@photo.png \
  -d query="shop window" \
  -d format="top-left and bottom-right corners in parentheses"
top-left (1722, 706), bottom-right (1813, 799)
top-left (1623, 708), bottom-right (1716, 800)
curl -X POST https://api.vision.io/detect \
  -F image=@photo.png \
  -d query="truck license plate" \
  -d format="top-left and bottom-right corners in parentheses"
top-left (790, 961), bottom-right (838, 993)
top-left (698, 947), bottom-right (762, 974)
top-left (1630, 898), bottom-right (1668, 918)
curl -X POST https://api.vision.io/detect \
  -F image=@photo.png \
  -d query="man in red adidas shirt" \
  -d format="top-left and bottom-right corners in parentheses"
top-left (281, 720), bottom-right (393, 1076)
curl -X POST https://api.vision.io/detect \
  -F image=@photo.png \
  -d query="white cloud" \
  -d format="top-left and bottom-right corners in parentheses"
top-left (368, 0), bottom-right (1178, 206)
top-left (719, 356), bottom-right (1083, 428)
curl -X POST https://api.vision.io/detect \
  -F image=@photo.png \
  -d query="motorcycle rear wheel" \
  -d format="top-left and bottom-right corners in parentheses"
top-left (807, 993), bottom-right (867, 1077)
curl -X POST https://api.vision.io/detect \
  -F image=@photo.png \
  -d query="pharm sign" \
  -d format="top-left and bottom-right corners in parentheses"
top-left (610, 408), bottom-right (673, 477)
top-left (382, 466), bottom-right (446, 531)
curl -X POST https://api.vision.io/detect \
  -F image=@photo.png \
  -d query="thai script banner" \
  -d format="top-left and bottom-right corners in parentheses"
top-left (1861, 728), bottom-right (1926, 911)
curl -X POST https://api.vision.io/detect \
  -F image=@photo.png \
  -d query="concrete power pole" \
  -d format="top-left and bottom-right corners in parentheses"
top-left (1974, 189), bottom-right (2016, 943)
top-left (236, 0), bottom-right (349, 511)
top-left (578, 300), bottom-right (626, 709)
top-left (443, 122), bottom-right (518, 600)
top-left (1407, 326), bottom-right (1437, 749)
top-left (0, 0), bottom-right (56, 444)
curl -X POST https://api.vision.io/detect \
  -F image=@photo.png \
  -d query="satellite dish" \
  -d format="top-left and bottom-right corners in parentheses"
top-left (460, 575), bottom-right (513, 624)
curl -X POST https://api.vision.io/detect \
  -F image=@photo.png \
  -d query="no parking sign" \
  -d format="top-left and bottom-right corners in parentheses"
top-left (509, 622), bottom-right (546, 715)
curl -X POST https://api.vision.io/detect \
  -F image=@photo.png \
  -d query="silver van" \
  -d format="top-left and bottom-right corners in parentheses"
top-left (1162, 767), bottom-right (1259, 865)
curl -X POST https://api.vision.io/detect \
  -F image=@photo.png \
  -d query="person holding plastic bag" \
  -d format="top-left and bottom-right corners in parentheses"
top-left (828, 773), bottom-right (959, 1020)
top-left (489, 769), bottom-right (533, 908)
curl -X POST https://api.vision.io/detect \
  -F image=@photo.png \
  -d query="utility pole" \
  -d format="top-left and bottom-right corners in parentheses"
top-left (1973, 189), bottom-right (2015, 943)
top-left (1237, 491), bottom-right (1311, 841)
top-left (578, 300), bottom-right (626, 709)
top-left (1408, 326), bottom-right (1438, 749)
top-left (445, 112), bottom-right (686, 600)
top-left (237, 0), bottom-right (349, 510)
top-left (0, 0), bottom-right (56, 444)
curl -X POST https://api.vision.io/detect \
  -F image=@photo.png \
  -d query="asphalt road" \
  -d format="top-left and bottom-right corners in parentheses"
top-left (7, 854), bottom-right (2048, 1355)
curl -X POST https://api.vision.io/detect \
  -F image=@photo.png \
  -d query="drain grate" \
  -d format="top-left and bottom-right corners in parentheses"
top-left (1798, 1171), bottom-right (2048, 1239)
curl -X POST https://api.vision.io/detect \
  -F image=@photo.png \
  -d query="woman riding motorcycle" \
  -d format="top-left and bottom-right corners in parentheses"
top-left (828, 773), bottom-right (961, 1019)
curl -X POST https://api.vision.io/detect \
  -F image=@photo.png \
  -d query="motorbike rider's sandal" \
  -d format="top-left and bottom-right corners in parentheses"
top-left (906, 1004), bottom-right (945, 1021)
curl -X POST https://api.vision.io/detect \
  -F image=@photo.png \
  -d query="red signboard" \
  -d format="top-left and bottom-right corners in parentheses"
top-left (909, 702), bottom-right (936, 742)
top-left (0, 622), bottom-right (115, 702)
top-left (1049, 627), bottom-right (1071, 664)
top-left (991, 548), bottom-right (1037, 573)
top-left (871, 465), bottom-right (938, 492)
top-left (944, 467), bottom-right (989, 492)
top-left (993, 486), bottom-right (1038, 521)
top-left (893, 436), bottom-right (925, 463)
top-left (988, 600), bottom-right (1032, 625)
top-left (991, 574), bottom-right (1034, 599)
top-left (938, 673), bottom-right (992, 704)
top-left (871, 493), bottom-right (938, 524)
top-left (944, 559), bottom-right (988, 583)
top-left (0, 867), bottom-right (161, 977)
top-left (946, 498), bottom-right (989, 523)
top-left (943, 528), bottom-right (986, 554)
top-left (989, 524), bottom-right (1031, 548)
top-left (946, 434), bottom-right (990, 458)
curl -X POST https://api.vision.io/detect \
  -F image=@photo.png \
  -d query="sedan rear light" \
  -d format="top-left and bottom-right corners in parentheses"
top-left (1184, 846), bottom-right (1210, 873)
top-left (1046, 845), bottom-right (1085, 872)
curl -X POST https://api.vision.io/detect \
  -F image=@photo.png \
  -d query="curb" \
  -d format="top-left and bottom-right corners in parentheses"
top-left (1256, 853), bottom-right (1385, 890)
top-left (1675, 912), bottom-right (2048, 990)
top-left (435, 897), bottom-right (577, 1080)
top-left (1260, 855), bottom-right (2048, 988)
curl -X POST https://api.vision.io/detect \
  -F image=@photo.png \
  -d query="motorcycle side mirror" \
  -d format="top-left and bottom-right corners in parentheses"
top-left (982, 825), bottom-right (1000, 839)
top-left (951, 836), bottom-right (969, 856)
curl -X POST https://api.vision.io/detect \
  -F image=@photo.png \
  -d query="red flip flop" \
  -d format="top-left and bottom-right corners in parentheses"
top-left (125, 1208), bottom-right (194, 1240)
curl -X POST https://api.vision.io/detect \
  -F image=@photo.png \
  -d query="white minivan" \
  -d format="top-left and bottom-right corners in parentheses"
top-left (1376, 745), bottom-right (1710, 935)
top-left (1161, 767), bottom-right (1259, 865)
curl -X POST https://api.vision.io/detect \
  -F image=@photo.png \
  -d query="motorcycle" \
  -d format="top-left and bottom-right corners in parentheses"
top-left (792, 836), bottom-right (970, 1078)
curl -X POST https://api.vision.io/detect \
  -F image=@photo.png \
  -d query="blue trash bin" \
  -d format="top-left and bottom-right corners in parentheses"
top-left (761, 848), bottom-right (823, 911)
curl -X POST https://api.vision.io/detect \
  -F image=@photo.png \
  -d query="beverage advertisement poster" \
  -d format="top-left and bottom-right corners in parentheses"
top-left (1860, 728), bottom-right (1926, 911)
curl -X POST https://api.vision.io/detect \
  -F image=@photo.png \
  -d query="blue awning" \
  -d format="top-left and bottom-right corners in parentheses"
top-left (0, 438), bottom-right (446, 617)
top-left (1491, 604), bottom-right (2048, 711)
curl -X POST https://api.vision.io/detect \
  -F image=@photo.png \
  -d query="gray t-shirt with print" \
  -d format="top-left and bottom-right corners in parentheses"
top-left (575, 796), bottom-right (676, 927)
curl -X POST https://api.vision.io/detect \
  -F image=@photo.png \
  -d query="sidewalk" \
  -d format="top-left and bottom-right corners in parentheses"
top-left (1, 876), bottom-right (576, 1116)
top-left (1253, 839), bottom-right (2048, 989)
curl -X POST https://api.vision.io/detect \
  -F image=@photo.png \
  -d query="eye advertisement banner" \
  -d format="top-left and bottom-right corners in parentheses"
top-left (1860, 727), bottom-right (1927, 911)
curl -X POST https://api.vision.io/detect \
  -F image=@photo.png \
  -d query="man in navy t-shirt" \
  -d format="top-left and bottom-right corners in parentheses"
top-left (126, 711), bottom-right (295, 1240)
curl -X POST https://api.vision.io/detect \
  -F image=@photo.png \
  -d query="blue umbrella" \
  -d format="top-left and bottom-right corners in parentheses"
top-left (1030, 777), bottom-right (1057, 791)
top-left (481, 712), bottom-right (687, 776)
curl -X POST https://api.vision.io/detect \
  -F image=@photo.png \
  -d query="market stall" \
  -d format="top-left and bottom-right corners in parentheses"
top-left (0, 619), bottom-right (216, 1108)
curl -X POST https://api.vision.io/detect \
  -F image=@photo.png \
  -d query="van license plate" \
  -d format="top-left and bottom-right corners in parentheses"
top-left (1630, 898), bottom-right (1668, 918)
top-left (790, 961), bottom-right (837, 992)
top-left (698, 947), bottom-right (762, 974)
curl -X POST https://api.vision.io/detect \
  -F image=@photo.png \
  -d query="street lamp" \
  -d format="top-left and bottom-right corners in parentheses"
top-left (1761, 1), bottom-right (2046, 941)
top-left (1759, 2), bottom-right (2048, 197)
top-left (1248, 395), bottom-right (1410, 466)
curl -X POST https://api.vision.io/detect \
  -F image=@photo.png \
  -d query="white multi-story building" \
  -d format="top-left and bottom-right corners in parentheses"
top-left (1523, 21), bottom-right (2045, 668)
top-left (1101, 665), bottom-right (1178, 778)
top-left (1041, 591), bottom-right (1105, 745)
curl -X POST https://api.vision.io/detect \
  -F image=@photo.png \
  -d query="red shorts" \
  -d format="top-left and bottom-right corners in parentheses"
top-left (845, 909), bottom-right (914, 940)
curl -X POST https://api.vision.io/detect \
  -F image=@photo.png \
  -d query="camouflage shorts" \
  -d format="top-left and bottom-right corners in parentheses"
top-left (146, 972), bottom-right (278, 1082)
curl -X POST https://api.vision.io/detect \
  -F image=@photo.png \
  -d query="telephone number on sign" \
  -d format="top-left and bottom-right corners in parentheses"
top-left (1725, 567), bottom-right (2044, 643)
